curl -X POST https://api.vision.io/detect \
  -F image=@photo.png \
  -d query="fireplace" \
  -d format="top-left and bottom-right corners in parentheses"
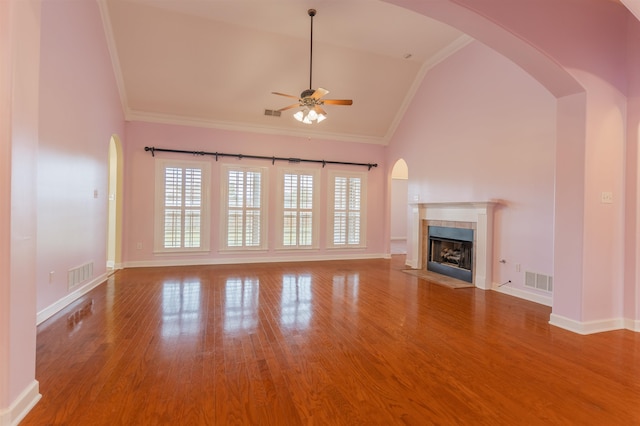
top-left (409, 202), bottom-right (497, 290)
top-left (427, 226), bottom-right (473, 282)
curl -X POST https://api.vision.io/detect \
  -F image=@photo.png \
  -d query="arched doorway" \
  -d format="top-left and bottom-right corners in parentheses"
top-left (107, 135), bottom-right (123, 270)
top-left (390, 159), bottom-right (408, 255)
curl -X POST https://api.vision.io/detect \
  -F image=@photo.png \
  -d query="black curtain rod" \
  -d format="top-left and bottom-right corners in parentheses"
top-left (144, 146), bottom-right (378, 171)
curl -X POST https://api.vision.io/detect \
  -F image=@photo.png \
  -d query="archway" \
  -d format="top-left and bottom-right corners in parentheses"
top-left (107, 135), bottom-right (123, 270)
top-left (390, 159), bottom-right (409, 255)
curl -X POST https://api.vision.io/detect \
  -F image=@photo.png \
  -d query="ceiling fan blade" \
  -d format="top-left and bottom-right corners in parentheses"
top-left (277, 103), bottom-right (302, 112)
top-left (272, 92), bottom-right (300, 100)
top-left (322, 99), bottom-right (353, 106)
top-left (311, 88), bottom-right (329, 99)
top-left (314, 105), bottom-right (327, 116)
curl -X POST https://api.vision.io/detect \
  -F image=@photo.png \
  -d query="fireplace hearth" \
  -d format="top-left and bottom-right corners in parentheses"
top-left (427, 226), bottom-right (473, 283)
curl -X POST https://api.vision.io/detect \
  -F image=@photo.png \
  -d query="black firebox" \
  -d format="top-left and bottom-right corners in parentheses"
top-left (427, 226), bottom-right (473, 283)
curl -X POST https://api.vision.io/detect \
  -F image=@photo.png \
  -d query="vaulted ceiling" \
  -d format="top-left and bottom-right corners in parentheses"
top-left (99, 0), bottom-right (469, 144)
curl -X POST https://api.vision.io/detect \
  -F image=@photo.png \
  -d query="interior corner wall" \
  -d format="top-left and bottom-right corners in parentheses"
top-left (625, 13), bottom-right (640, 327)
top-left (552, 92), bottom-right (587, 322)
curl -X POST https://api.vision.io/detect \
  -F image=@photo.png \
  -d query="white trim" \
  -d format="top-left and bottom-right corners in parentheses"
top-left (276, 167), bottom-right (320, 250)
top-left (154, 158), bottom-right (211, 253)
top-left (492, 282), bottom-right (553, 306)
top-left (624, 318), bottom-right (640, 332)
top-left (549, 313), bottom-right (626, 335)
top-left (327, 170), bottom-right (367, 249)
top-left (123, 252), bottom-right (387, 269)
top-left (36, 272), bottom-right (108, 325)
top-left (219, 165), bottom-right (268, 251)
top-left (126, 111), bottom-right (387, 145)
top-left (385, 35), bottom-right (473, 142)
top-left (96, 0), bottom-right (130, 118)
top-left (0, 380), bottom-right (40, 426)
top-left (411, 201), bottom-right (497, 290)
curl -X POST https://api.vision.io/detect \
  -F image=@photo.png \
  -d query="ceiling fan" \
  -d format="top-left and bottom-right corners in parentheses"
top-left (272, 8), bottom-right (353, 124)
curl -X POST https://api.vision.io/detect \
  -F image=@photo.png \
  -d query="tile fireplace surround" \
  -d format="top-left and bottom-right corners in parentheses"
top-left (408, 202), bottom-right (498, 290)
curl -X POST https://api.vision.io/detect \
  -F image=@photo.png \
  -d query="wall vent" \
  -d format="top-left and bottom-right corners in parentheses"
top-left (524, 271), bottom-right (553, 292)
top-left (68, 262), bottom-right (94, 290)
top-left (264, 109), bottom-right (281, 117)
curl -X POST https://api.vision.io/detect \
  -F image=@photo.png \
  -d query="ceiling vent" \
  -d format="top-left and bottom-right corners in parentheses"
top-left (264, 109), bottom-right (281, 117)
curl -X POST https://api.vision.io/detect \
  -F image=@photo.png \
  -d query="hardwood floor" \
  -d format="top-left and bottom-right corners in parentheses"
top-left (22, 256), bottom-right (640, 425)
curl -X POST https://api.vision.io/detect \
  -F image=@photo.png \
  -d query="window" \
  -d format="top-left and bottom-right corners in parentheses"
top-left (221, 166), bottom-right (267, 250)
top-left (277, 168), bottom-right (319, 249)
top-left (329, 171), bottom-right (366, 248)
top-left (154, 159), bottom-right (210, 252)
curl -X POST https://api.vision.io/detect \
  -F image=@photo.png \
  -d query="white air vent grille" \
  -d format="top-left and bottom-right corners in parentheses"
top-left (525, 271), bottom-right (553, 293)
top-left (68, 262), bottom-right (94, 290)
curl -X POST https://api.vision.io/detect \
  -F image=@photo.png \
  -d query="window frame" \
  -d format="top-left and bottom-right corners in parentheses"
top-left (154, 158), bottom-right (211, 253)
top-left (327, 170), bottom-right (367, 249)
top-left (219, 164), bottom-right (268, 251)
top-left (276, 167), bottom-right (320, 250)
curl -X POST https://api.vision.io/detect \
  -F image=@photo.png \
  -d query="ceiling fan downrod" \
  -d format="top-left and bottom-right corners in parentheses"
top-left (306, 9), bottom-right (316, 95)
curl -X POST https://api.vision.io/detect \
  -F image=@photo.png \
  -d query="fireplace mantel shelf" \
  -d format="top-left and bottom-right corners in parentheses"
top-left (410, 201), bottom-right (500, 208)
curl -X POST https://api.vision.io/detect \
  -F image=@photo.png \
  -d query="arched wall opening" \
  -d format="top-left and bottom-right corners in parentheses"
top-left (383, 0), bottom-right (597, 328)
top-left (390, 159), bottom-right (409, 255)
top-left (107, 134), bottom-right (124, 270)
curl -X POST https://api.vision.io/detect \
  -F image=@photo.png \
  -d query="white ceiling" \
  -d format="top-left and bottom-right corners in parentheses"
top-left (100, 0), bottom-right (469, 144)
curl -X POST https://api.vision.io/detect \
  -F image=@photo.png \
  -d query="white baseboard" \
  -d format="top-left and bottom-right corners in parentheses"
top-left (549, 313), bottom-right (626, 335)
top-left (492, 283), bottom-right (553, 306)
top-left (123, 252), bottom-right (388, 269)
top-left (37, 272), bottom-right (109, 325)
top-left (624, 317), bottom-right (640, 332)
top-left (0, 380), bottom-right (40, 426)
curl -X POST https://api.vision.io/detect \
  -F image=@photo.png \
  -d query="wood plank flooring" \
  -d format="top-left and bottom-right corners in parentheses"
top-left (22, 256), bottom-right (640, 425)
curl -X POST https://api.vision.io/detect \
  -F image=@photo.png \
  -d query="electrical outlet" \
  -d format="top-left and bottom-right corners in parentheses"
top-left (601, 191), bottom-right (613, 204)
top-left (49, 271), bottom-right (55, 283)
top-left (136, 242), bottom-right (143, 250)
top-left (515, 264), bottom-right (521, 273)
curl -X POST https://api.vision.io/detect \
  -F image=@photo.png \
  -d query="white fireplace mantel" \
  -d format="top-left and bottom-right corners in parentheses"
top-left (407, 201), bottom-right (498, 290)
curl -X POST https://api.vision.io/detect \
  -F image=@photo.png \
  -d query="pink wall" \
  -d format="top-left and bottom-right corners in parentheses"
top-left (388, 41), bottom-right (557, 294)
top-left (1, 0), bottom-right (41, 419)
top-left (625, 14), bottom-right (640, 324)
top-left (122, 122), bottom-right (387, 266)
top-left (36, 0), bottom-right (124, 313)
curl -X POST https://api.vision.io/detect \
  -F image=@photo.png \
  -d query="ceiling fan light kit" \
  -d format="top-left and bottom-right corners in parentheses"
top-left (272, 8), bottom-right (353, 124)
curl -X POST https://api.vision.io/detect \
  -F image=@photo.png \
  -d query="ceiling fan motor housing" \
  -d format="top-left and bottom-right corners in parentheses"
top-left (300, 89), bottom-right (315, 98)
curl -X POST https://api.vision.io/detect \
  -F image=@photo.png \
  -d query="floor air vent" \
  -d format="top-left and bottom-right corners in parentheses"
top-left (525, 271), bottom-right (553, 292)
